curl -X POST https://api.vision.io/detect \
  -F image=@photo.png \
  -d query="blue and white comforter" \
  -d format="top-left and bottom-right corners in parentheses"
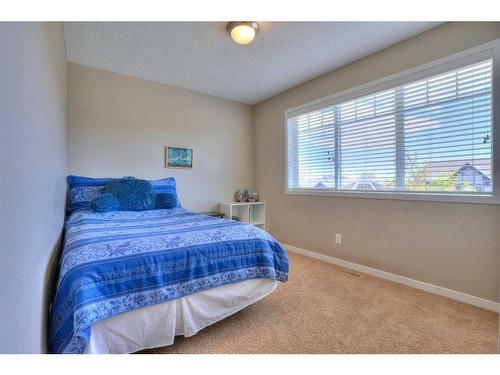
top-left (49, 207), bottom-right (288, 353)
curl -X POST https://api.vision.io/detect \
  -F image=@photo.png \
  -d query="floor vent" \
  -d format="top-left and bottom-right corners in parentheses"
top-left (340, 269), bottom-right (362, 278)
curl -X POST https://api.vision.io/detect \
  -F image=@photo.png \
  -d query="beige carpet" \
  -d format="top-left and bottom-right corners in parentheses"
top-left (141, 252), bottom-right (498, 354)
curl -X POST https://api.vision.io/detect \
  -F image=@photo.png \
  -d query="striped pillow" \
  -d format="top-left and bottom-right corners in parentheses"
top-left (67, 175), bottom-right (111, 213)
top-left (149, 177), bottom-right (181, 207)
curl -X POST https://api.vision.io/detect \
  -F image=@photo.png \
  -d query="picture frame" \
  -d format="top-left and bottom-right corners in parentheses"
top-left (165, 146), bottom-right (193, 169)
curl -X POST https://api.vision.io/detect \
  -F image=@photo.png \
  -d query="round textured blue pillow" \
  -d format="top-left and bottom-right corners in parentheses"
top-left (90, 193), bottom-right (120, 212)
top-left (106, 177), bottom-right (156, 211)
top-left (155, 192), bottom-right (178, 209)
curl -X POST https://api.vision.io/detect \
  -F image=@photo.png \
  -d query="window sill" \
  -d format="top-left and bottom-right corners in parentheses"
top-left (285, 189), bottom-right (499, 205)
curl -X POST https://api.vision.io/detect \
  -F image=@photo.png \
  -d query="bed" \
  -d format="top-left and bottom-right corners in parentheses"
top-left (48, 206), bottom-right (289, 354)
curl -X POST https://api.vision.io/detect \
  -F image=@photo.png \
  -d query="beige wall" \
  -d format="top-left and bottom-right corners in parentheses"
top-left (254, 22), bottom-right (500, 302)
top-left (67, 63), bottom-right (254, 212)
top-left (0, 23), bottom-right (67, 353)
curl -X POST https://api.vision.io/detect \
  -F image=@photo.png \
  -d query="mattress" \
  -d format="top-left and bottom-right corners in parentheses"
top-left (86, 279), bottom-right (277, 354)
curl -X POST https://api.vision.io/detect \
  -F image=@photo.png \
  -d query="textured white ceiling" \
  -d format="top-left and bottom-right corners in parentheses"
top-left (64, 22), bottom-right (441, 104)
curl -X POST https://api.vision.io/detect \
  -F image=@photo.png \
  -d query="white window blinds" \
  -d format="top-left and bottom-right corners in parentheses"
top-left (287, 107), bottom-right (336, 190)
top-left (286, 59), bottom-right (492, 195)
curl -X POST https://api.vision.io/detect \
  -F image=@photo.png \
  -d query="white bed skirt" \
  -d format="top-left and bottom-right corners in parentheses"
top-left (85, 279), bottom-right (278, 354)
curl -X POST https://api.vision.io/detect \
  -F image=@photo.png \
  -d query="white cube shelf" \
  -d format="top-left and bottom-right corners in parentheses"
top-left (219, 202), bottom-right (267, 231)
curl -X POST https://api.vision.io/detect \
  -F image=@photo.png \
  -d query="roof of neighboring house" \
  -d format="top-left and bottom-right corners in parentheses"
top-left (453, 163), bottom-right (491, 184)
top-left (314, 182), bottom-right (328, 189)
top-left (343, 181), bottom-right (385, 190)
top-left (424, 159), bottom-right (491, 179)
top-left (343, 174), bottom-right (385, 190)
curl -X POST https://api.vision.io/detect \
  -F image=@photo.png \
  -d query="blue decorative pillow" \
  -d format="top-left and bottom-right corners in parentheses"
top-left (149, 177), bottom-right (181, 207)
top-left (106, 177), bottom-right (155, 211)
top-left (155, 192), bottom-right (178, 209)
top-left (90, 193), bottom-right (120, 212)
top-left (67, 175), bottom-right (111, 213)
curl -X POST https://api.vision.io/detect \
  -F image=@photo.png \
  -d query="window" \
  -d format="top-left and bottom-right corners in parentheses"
top-left (286, 48), bottom-right (498, 203)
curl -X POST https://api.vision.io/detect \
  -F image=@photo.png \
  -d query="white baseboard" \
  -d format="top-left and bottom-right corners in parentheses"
top-left (283, 243), bottom-right (500, 313)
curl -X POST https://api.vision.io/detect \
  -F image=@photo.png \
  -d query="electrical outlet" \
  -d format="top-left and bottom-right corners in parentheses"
top-left (335, 233), bottom-right (342, 244)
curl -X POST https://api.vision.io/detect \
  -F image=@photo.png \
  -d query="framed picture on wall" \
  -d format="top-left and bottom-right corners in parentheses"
top-left (165, 146), bottom-right (193, 168)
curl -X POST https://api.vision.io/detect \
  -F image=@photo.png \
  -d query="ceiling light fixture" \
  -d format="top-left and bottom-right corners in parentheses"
top-left (226, 22), bottom-right (259, 45)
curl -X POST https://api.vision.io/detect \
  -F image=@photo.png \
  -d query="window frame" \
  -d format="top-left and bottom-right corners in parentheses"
top-left (284, 38), bottom-right (500, 204)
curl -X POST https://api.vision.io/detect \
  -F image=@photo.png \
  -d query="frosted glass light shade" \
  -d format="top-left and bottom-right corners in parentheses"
top-left (226, 22), bottom-right (259, 45)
